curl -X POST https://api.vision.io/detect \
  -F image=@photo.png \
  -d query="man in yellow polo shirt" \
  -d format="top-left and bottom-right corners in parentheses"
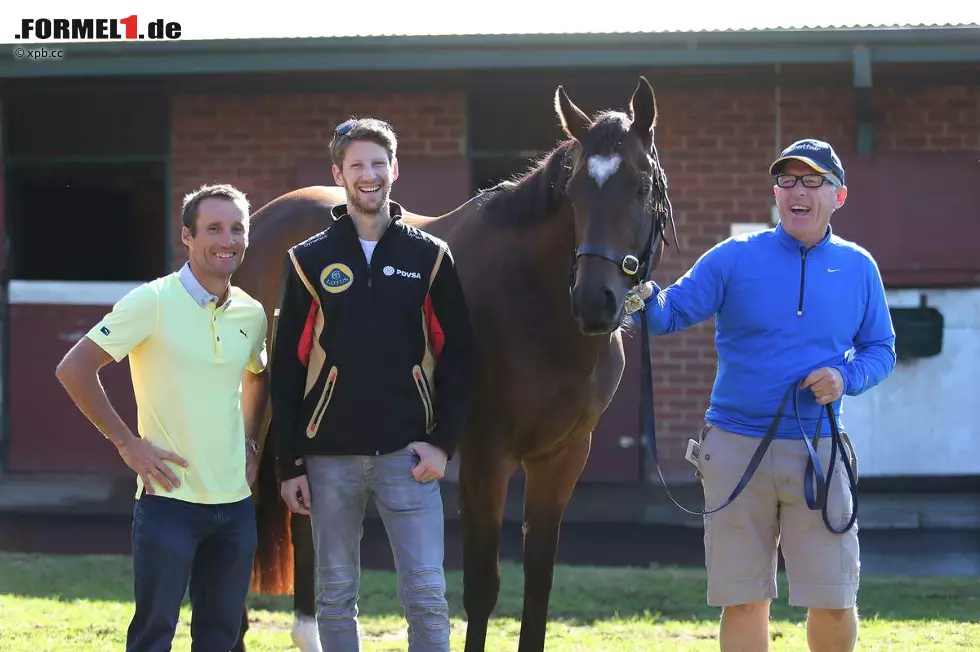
top-left (55, 183), bottom-right (269, 652)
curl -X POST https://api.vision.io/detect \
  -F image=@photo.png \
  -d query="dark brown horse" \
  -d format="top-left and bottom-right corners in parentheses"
top-left (234, 76), bottom-right (675, 651)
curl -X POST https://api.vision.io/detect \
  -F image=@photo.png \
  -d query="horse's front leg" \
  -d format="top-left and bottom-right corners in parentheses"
top-left (518, 432), bottom-right (591, 652)
top-left (290, 513), bottom-right (321, 651)
top-left (460, 432), bottom-right (517, 652)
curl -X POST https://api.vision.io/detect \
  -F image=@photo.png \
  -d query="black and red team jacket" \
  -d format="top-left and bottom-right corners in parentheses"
top-left (268, 202), bottom-right (478, 482)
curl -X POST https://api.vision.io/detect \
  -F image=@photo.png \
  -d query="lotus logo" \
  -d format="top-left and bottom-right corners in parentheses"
top-left (320, 263), bottom-right (354, 294)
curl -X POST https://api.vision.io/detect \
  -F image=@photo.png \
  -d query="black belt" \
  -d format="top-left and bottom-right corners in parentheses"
top-left (639, 309), bottom-right (859, 534)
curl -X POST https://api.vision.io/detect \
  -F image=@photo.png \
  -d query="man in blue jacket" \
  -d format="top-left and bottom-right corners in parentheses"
top-left (634, 138), bottom-right (895, 651)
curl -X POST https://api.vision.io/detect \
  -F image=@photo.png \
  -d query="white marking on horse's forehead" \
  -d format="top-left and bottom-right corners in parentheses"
top-left (587, 154), bottom-right (622, 188)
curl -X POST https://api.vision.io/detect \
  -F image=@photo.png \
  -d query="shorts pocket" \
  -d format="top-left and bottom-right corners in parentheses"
top-left (703, 514), bottom-right (713, 572)
top-left (840, 513), bottom-right (861, 573)
top-left (695, 423), bottom-right (714, 482)
top-left (699, 422), bottom-right (713, 446)
top-left (839, 431), bottom-right (859, 484)
top-left (837, 431), bottom-right (860, 573)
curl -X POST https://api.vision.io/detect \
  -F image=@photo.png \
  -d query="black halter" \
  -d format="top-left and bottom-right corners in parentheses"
top-left (566, 143), bottom-right (677, 294)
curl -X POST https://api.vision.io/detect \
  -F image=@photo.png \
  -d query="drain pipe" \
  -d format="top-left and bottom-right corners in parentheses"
top-left (771, 63), bottom-right (782, 226)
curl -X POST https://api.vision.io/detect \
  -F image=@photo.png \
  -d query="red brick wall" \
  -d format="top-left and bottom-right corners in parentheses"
top-left (166, 71), bottom-right (978, 481)
top-left (637, 73), bottom-right (978, 477)
top-left (645, 86), bottom-right (778, 473)
top-left (876, 85), bottom-right (980, 152)
top-left (169, 91), bottom-right (466, 267)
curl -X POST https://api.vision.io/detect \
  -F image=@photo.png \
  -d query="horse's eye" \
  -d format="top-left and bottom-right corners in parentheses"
top-left (639, 178), bottom-right (652, 196)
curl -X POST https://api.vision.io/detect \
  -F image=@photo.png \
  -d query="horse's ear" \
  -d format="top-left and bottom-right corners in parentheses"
top-left (630, 76), bottom-right (657, 148)
top-left (555, 85), bottom-right (592, 141)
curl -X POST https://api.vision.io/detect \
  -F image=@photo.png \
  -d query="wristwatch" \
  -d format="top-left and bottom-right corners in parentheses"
top-left (246, 437), bottom-right (259, 455)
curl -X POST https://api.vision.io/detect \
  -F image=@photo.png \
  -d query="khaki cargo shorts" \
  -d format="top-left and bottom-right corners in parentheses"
top-left (697, 423), bottom-right (860, 609)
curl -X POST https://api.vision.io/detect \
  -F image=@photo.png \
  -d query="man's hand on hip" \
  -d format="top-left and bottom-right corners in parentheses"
top-left (408, 441), bottom-right (447, 483)
top-left (117, 437), bottom-right (189, 495)
top-left (801, 367), bottom-right (844, 405)
top-left (281, 475), bottom-right (311, 515)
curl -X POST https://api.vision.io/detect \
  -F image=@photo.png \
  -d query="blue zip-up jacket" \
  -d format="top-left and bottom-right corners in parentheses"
top-left (635, 223), bottom-right (896, 439)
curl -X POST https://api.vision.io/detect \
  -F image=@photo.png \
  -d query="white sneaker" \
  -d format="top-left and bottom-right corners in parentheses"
top-left (290, 615), bottom-right (322, 652)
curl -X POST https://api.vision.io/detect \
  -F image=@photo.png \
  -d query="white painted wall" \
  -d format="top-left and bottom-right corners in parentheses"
top-left (842, 288), bottom-right (980, 477)
top-left (8, 280), bottom-right (141, 306)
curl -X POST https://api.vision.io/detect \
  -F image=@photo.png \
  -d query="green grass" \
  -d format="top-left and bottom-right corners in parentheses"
top-left (1, 552), bottom-right (978, 650)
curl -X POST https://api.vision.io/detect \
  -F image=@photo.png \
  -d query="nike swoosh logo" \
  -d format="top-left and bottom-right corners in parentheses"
top-left (827, 268), bottom-right (840, 273)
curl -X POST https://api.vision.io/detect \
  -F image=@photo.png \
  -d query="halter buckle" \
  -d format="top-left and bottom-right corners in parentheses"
top-left (621, 255), bottom-right (640, 276)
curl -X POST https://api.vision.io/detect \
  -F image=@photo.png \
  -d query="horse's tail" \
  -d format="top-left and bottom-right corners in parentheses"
top-left (249, 417), bottom-right (295, 596)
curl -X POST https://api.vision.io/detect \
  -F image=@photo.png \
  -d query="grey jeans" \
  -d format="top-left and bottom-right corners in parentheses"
top-left (305, 447), bottom-right (450, 651)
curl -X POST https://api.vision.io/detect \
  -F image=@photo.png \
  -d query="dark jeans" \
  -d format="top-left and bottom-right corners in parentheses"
top-left (125, 493), bottom-right (257, 652)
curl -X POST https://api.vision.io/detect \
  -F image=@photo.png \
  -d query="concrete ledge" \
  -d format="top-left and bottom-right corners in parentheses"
top-left (1, 473), bottom-right (978, 531)
top-left (0, 473), bottom-right (134, 515)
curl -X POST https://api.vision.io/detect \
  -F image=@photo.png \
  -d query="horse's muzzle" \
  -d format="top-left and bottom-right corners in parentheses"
top-left (570, 283), bottom-right (624, 335)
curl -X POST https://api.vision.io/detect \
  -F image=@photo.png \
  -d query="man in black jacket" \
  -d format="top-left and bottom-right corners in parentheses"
top-left (268, 117), bottom-right (477, 651)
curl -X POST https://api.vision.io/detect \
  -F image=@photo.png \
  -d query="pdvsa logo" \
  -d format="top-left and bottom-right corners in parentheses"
top-left (382, 266), bottom-right (421, 280)
top-left (15, 16), bottom-right (182, 41)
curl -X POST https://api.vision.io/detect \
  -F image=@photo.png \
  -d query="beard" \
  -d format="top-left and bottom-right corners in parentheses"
top-left (344, 177), bottom-right (390, 217)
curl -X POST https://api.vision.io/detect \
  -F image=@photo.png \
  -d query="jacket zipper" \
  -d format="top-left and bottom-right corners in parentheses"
top-left (797, 247), bottom-right (808, 316)
top-left (361, 218), bottom-right (394, 288)
top-left (363, 218), bottom-right (389, 453)
top-left (366, 256), bottom-right (376, 455)
top-left (346, 211), bottom-right (395, 454)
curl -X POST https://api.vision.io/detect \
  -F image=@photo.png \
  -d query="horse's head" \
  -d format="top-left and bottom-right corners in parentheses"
top-left (556, 77), bottom-right (673, 336)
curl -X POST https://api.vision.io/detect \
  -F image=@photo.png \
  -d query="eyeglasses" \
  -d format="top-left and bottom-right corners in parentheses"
top-left (334, 118), bottom-right (393, 137)
top-left (775, 173), bottom-right (840, 189)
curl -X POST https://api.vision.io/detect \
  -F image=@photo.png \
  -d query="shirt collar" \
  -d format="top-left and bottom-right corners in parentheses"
top-left (178, 262), bottom-right (231, 308)
top-left (775, 221), bottom-right (833, 253)
top-left (329, 201), bottom-right (404, 223)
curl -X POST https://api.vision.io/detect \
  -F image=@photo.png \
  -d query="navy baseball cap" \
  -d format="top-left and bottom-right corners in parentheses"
top-left (769, 139), bottom-right (845, 186)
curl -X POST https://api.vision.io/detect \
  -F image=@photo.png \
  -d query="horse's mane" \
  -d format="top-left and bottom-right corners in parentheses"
top-left (478, 110), bottom-right (633, 227)
top-left (475, 141), bottom-right (572, 226)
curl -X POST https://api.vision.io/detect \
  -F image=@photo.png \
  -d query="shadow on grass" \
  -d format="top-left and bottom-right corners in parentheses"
top-left (3, 554), bottom-right (978, 626)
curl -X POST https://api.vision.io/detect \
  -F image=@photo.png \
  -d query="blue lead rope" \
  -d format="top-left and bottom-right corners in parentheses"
top-left (638, 307), bottom-right (859, 534)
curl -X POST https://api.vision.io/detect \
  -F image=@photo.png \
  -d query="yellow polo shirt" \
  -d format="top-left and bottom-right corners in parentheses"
top-left (87, 267), bottom-right (268, 504)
